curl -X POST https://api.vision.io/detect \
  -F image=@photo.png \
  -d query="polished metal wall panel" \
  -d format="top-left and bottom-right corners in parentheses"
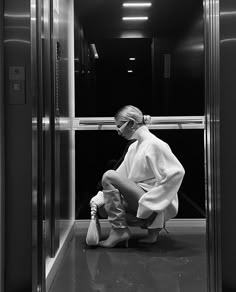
top-left (44, 0), bottom-right (75, 283)
top-left (31, 1), bottom-right (38, 290)
top-left (50, 0), bottom-right (60, 256)
top-left (4, 0), bottom-right (33, 290)
top-left (43, 0), bottom-right (60, 260)
top-left (31, 0), bottom-right (45, 291)
top-left (31, 0), bottom-right (75, 288)
top-left (219, 0), bottom-right (236, 290)
top-left (57, 0), bottom-right (75, 230)
top-left (204, 0), bottom-right (221, 291)
top-left (43, 0), bottom-right (53, 263)
top-left (0, 0), bottom-right (5, 290)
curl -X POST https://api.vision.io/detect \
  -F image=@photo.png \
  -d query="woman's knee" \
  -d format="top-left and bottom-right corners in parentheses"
top-left (102, 169), bottom-right (118, 188)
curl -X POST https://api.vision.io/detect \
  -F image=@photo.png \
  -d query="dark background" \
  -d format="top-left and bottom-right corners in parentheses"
top-left (73, 0), bottom-right (205, 219)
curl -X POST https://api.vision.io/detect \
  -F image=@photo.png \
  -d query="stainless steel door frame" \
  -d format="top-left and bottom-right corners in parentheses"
top-left (31, 0), bottom-right (65, 289)
top-left (43, 0), bottom-right (60, 259)
top-left (49, 0), bottom-right (60, 257)
top-left (31, 0), bottom-right (45, 291)
top-left (204, 0), bottom-right (221, 291)
top-left (0, 0), bottom-right (5, 290)
top-left (43, 0), bottom-right (53, 262)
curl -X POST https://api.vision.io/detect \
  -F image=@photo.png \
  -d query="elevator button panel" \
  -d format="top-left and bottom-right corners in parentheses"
top-left (9, 66), bottom-right (25, 105)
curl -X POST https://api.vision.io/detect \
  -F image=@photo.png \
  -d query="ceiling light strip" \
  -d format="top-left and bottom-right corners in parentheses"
top-left (123, 3), bottom-right (152, 7)
top-left (122, 16), bottom-right (148, 20)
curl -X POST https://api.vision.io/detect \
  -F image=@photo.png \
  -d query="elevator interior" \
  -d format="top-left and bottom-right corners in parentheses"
top-left (2, 0), bottom-right (206, 290)
top-left (3, 0), bottom-right (236, 291)
top-left (56, 0), bottom-right (206, 290)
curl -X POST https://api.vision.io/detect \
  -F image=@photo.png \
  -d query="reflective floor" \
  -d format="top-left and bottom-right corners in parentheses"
top-left (49, 224), bottom-right (207, 292)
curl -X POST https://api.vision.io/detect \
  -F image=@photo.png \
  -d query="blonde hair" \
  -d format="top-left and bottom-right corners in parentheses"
top-left (114, 105), bottom-right (151, 125)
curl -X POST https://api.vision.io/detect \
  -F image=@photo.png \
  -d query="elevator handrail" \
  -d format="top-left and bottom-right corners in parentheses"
top-left (58, 116), bottom-right (205, 130)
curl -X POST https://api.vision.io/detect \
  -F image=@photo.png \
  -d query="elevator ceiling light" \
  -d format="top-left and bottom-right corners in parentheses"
top-left (129, 57), bottom-right (136, 60)
top-left (122, 16), bottom-right (148, 21)
top-left (127, 70), bottom-right (133, 73)
top-left (123, 3), bottom-right (152, 7)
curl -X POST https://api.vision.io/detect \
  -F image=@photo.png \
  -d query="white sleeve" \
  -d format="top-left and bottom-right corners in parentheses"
top-left (137, 143), bottom-right (185, 219)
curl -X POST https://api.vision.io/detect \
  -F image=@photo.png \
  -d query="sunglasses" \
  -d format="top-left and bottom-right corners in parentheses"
top-left (116, 120), bottom-right (129, 134)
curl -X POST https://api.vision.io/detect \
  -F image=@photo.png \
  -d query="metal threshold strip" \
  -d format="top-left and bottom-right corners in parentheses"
top-left (59, 116), bottom-right (205, 130)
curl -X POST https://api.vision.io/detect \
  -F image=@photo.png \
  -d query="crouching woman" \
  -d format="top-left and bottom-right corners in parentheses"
top-left (87, 105), bottom-right (185, 248)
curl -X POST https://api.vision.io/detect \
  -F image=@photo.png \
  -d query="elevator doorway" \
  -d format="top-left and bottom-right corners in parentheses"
top-left (29, 0), bottom-right (221, 291)
top-left (0, 0), bottom-right (225, 290)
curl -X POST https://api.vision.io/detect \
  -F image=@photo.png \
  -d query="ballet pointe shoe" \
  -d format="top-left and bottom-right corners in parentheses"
top-left (86, 202), bottom-right (101, 246)
top-left (99, 227), bottom-right (131, 248)
top-left (138, 228), bottom-right (161, 244)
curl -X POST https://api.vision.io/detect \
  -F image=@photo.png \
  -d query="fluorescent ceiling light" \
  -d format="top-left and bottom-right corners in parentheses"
top-left (122, 16), bottom-right (148, 21)
top-left (123, 2), bottom-right (152, 7)
top-left (129, 57), bottom-right (136, 60)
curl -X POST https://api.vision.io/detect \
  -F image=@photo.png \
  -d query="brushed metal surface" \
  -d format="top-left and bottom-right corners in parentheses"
top-left (31, 0), bottom-right (75, 290)
top-left (219, 0), bottom-right (236, 290)
top-left (43, 0), bottom-right (54, 264)
top-left (43, 0), bottom-right (60, 261)
top-left (31, 0), bottom-right (45, 291)
top-left (0, 1), bottom-right (5, 291)
top-left (204, 0), bottom-right (221, 291)
top-left (56, 0), bottom-right (75, 238)
top-left (43, 0), bottom-right (75, 281)
top-left (4, 0), bottom-right (33, 290)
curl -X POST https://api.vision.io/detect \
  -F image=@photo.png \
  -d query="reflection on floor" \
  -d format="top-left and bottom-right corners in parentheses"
top-left (49, 224), bottom-right (207, 292)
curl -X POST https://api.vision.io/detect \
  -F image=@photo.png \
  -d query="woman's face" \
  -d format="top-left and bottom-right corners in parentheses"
top-left (115, 119), bottom-right (134, 140)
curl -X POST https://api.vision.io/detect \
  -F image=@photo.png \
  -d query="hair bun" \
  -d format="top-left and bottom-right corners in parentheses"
top-left (143, 115), bottom-right (152, 125)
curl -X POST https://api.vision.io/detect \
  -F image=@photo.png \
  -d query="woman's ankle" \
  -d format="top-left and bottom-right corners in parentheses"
top-left (99, 227), bottom-right (131, 248)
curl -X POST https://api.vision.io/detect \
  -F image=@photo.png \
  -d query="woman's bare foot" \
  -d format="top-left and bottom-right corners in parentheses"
top-left (138, 228), bottom-right (162, 244)
top-left (99, 228), bottom-right (131, 248)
